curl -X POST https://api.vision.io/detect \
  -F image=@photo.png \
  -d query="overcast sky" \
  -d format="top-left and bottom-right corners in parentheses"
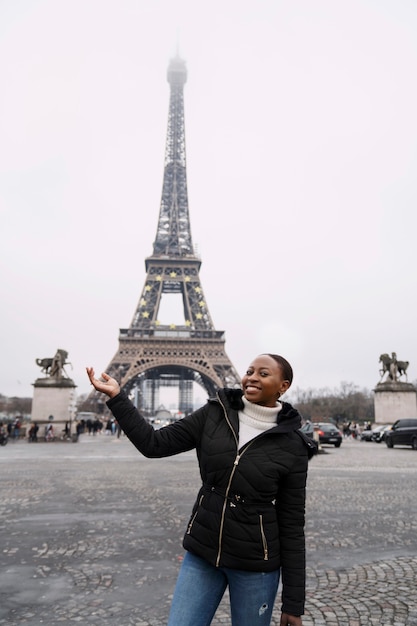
top-left (1, 0), bottom-right (417, 403)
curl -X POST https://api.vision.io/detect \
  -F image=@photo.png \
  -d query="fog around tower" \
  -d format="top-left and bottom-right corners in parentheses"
top-left (1, 0), bottom-right (416, 399)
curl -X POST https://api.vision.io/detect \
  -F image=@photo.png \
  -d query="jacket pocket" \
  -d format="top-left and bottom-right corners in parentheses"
top-left (187, 494), bottom-right (205, 535)
top-left (259, 514), bottom-right (269, 561)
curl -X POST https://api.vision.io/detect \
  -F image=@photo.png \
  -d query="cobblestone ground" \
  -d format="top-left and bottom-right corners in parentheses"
top-left (1, 434), bottom-right (416, 625)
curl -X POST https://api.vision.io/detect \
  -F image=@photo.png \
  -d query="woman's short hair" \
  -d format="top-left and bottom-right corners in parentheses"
top-left (265, 354), bottom-right (293, 386)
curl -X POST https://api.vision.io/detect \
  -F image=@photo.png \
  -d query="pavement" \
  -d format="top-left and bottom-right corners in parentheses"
top-left (1, 433), bottom-right (417, 626)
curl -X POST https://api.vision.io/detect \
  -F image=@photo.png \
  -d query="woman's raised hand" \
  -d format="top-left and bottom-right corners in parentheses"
top-left (86, 367), bottom-right (121, 399)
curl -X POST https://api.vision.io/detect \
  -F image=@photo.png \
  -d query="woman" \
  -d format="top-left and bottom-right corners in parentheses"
top-left (87, 354), bottom-right (315, 626)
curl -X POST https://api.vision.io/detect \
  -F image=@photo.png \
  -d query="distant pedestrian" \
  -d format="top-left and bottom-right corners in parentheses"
top-left (45, 424), bottom-right (54, 441)
top-left (0, 422), bottom-right (7, 445)
top-left (28, 422), bottom-right (39, 442)
top-left (13, 418), bottom-right (21, 440)
top-left (350, 423), bottom-right (359, 439)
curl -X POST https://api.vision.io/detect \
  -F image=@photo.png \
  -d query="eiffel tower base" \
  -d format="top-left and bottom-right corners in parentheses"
top-left (85, 332), bottom-right (240, 417)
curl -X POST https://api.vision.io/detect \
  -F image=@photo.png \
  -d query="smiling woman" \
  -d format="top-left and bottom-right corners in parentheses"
top-left (242, 354), bottom-right (293, 407)
top-left (86, 353), bottom-right (316, 626)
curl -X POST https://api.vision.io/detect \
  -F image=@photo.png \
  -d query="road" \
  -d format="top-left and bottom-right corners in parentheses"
top-left (1, 433), bottom-right (416, 625)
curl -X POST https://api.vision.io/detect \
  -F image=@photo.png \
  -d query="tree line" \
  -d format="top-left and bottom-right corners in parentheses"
top-left (0, 394), bottom-right (32, 418)
top-left (290, 383), bottom-right (373, 425)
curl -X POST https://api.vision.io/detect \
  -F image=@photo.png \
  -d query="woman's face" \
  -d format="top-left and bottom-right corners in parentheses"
top-left (241, 355), bottom-right (291, 407)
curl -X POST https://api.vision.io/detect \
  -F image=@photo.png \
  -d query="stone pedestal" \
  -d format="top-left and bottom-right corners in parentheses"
top-left (374, 381), bottom-right (417, 424)
top-left (31, 377), bottom-right (77, 439)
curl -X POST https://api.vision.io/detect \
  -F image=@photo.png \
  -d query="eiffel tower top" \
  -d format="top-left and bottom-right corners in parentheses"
top-left (129, 54), bottom-right (214, 334)
top-left (152, 55), bottom-right (195, 259)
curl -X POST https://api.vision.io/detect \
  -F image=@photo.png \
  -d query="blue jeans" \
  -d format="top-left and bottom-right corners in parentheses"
top-left (167, 551), bottom-right (280, 626)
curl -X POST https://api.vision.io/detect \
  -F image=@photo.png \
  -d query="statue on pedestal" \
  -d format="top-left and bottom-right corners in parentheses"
top-left (32, 349), bottom-right (76, 433)
top-left (379, 352), bottom-right (409, 383)
top-left (375, 352), bottom-right (415, 423)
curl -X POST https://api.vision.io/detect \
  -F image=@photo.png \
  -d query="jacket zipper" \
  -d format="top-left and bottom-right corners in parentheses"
top-left (259, 514), bottom-right (269, 560)
top-left (187, 494), bottom-right (204, 535)
top-left (215, 395), bottom-right (257, 566)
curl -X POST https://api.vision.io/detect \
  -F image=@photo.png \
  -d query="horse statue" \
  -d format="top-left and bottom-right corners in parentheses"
top-left (379, 352), bottom-right (409, 382)
top-left (36, 349), bottom-right (71, 379)
top-left (396, 360), bottom-right (409, 380)
top-left (36, 357), bottom-right (53, 374)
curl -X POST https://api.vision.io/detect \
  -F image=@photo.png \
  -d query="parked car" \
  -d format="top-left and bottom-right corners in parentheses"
top-left (373, 424), bottom-right (392, 443)
top-left (300, 420), bottom-right (314, 438)
top-left (385, 418), bottom-right (417, 449)
top-left (316, 423), bottom-right (342, 447)
top-left (360, 426), bottom-right (378, 442)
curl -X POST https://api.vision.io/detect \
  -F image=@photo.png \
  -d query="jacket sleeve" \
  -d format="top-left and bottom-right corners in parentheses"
top-left (276, 445), bottom-right (308, 616)
top-left (107, 391), bottom-right (206, 458)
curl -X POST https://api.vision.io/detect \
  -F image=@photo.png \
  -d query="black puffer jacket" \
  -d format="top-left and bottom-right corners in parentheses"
top-left (107, 388), bottom-right (315, 616)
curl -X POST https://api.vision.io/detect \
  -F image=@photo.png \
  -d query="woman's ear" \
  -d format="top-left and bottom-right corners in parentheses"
top-left (280, 380), bottom-right (291, 395)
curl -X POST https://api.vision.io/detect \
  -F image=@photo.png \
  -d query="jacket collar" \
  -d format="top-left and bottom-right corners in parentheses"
top-left (213, 388), bottom-right (302, 434)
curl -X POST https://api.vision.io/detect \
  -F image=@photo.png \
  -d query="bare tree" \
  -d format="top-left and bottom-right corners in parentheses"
top-left (288, 383), bottom-right (374, 425)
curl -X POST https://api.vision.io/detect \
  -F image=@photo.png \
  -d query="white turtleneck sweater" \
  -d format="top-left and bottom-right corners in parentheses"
top-left (238, 396), bottom-right (282, 448)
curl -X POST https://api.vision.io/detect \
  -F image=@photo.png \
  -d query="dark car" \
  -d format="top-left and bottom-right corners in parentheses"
top-left (360, 426), bottom-right (378, 442)
top-left (300, 420), bottom-right (314, 438)
top-left (385, 418), bottom-right (417, 449)
top-left (360, 424), bottom-right (389, 442)
top-left (373, 424), bottom-right (392, 443)
top-left (316, 423), bottom-right (342, 447)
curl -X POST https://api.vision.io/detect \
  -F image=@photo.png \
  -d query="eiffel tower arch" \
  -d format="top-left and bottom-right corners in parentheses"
top-left (87, 56), bottom-right (240, 416)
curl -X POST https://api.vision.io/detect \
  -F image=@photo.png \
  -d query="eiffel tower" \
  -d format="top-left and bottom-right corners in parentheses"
top-left (88, 55), bottom-right (240, 415)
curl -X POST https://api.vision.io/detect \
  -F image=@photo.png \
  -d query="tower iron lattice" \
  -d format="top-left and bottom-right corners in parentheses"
top-left (87, 56), bottom-right (240, 415)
